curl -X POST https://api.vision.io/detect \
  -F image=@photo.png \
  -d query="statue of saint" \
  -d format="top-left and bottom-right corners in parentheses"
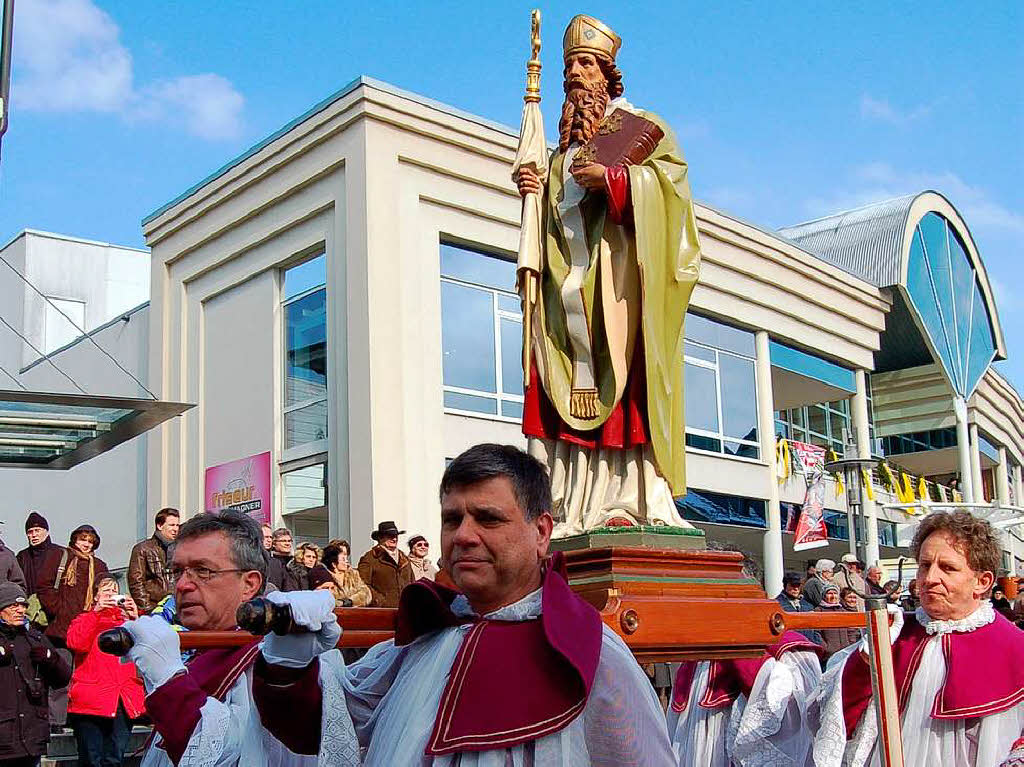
top-left (515, 14), bottom-right (702, 536)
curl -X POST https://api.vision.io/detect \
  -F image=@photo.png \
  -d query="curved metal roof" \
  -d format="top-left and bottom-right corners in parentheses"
top-left (780, 191), bottom-right (1007, 398)
top-left (778, 194), bottom-right (917, 287)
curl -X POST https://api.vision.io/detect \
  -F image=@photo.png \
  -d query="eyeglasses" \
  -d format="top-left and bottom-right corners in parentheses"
top-left (166, 566), bottom-right (246, 584)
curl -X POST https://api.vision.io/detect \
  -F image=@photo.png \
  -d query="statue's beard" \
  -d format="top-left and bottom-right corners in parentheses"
top-left (558, 77), bottom-right (610, 152)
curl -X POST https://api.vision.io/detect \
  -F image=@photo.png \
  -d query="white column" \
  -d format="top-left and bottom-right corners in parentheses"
top-left (1014, 463), bottom-right (1023, 507)
top-left (755, 330), bottom-right (784, 597)
top-left (954, 397), bottom-right (974, 503)
top-left (969, 422), bottom-right (985, 503)
top-left (996, 446), bottom-right (1011, 507)
top-left (996, 446), bottom-right (1015, 576)
top-left (853, 369), bottom-right (880, 566)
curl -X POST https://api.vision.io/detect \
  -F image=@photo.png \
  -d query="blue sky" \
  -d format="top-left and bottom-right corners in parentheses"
top-left (2, 1), bottom-right (1021, 391)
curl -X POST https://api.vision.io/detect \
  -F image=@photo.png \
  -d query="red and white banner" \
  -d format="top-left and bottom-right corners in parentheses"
top-left (789, 440), bottom-right (826, 477)
top-left (794, 478), bottom-right (829, 551)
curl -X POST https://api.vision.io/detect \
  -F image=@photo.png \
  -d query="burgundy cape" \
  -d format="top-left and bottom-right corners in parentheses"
top-left (672, 631), bottom-right (823, 713)
top-left (841, 610), bottom-right (1024, 737)
top-left (397, 553), bottom-right (603, 755)
top-left (146, 638), bottom-right (262, 765)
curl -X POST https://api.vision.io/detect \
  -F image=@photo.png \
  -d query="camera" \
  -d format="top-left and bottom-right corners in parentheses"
top-left (112, 595), bottom-right (128, 606)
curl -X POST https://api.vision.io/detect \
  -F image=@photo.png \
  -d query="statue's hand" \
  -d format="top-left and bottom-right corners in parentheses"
top-left (570, 162), bottom-right (607, 191)
top-left (517, 167), bottom-right (542, 197)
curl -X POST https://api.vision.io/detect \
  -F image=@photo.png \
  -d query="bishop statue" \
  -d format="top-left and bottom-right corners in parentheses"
top-left (514, 14), bottom-right (702, 536)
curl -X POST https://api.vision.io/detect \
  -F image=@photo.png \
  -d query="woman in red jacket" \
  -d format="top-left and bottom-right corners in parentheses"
top-left (65, 576), bottom-right (145, 767)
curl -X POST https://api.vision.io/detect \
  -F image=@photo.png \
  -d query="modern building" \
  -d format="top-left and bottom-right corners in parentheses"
top-left (0, 230), bottom-right (152, 565)
top-left (138, 76), bottom-right (1024, 591)
top-left (5, 78), bottom-right (1022, 586)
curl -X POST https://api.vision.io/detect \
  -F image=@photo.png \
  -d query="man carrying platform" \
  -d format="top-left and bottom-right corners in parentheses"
top-left (810, 510), bottom-right (1024, 766)
top-left (668, 560), bottom-right (824, 766)
top-left (253, 443), bottom-right (675, 765)
top-left (121, 510), bottom-right (358, 766)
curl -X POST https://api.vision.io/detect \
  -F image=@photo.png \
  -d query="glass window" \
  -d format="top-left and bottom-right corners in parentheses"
top-left (440, 243), bottom-right (523, 421)
top-left (283, 463), bottom-right (327, 515)
top-left (440, 243), bottom-right (516, 292)
top-left (683, 315), bottom-right (759, 460)
top-left (285, 290), bottom-right (327, 406)
top-left (905, 213), bottom-right (998, 398)
top-left (807, 405), bottom-right (827, 438)
top-left (283, 254), bottom-right (327, 453)
top-left (719, 355), bottom-right (757, 443)
top-left (684, 362), bottom-right (719, 433)
top-left (283, 254), bottom-right (326, 301)
top-left (677, 490), bottom-right (766, 528)
top-left (284, 400), bottom-right (327, 449)
top-left (441, 282), bottom-right (496, 394)
top-left (685, 313), bottom-right (756, 357)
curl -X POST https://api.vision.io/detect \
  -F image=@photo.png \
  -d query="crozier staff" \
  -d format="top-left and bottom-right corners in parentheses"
top-left (120, 510), bottom-right (358, 766)
top-left (809, 510), bottom-right (1024, 767)
top-left (252, 443), bottom-right (675, 766)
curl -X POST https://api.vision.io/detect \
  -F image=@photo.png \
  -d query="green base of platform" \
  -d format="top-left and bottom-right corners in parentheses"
top-left (549, 525), bottom-right (706, 552)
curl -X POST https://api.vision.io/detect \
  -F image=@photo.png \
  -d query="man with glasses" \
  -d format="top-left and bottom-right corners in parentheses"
top-left (121, 510), bottom-right (358, 766)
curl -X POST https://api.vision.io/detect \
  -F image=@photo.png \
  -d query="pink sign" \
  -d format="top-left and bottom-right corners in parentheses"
top-left (205, 451), bottom-right (272, 524)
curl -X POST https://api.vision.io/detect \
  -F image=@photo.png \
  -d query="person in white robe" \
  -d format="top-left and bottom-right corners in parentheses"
top-left (809, 510), bottom-right (1024, 767)
top-left (254, 443), bottom-right (676, 766)
top-left (667, 633), bottom-right (822, 766)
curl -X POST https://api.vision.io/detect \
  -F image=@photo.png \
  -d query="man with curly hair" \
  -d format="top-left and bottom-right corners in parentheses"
top-left (810, 510), bottom-right (1024, 766)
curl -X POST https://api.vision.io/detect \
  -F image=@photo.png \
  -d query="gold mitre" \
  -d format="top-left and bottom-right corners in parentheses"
top-left (562, 14), bottom-right (621, 62)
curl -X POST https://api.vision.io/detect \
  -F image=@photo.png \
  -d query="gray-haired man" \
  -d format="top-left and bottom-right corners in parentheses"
top-left (801, 558), bottom-right (835, 607)
top-left (123, 510), bottom-right (358, 766)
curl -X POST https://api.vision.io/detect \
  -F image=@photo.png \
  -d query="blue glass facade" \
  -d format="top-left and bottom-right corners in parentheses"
top-left (905, 212), bottom-right (997, 398)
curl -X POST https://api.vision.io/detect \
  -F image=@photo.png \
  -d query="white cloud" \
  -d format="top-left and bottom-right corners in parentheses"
top-left (139, 74), bottom-right (245, 141)
top-left (13, 0), bottom-right (244, 139)
top-left (802, 162), bottom-right (1024, 236)
top-left (859, 94), bottom-right (931, 126)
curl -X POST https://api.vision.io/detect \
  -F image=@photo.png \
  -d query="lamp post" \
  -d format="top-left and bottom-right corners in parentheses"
top-left (0, 0), bottom-right (14, 158)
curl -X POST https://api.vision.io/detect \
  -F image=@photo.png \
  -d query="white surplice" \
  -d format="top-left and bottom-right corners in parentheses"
top-left (324, 587), bottom-right (675, 766)
top-left (666, 651), bottom-right (822, 766)
top-left (141, 658), bottom-right (359, 767)
top-left (809, 602), bottom-right (1024, 767)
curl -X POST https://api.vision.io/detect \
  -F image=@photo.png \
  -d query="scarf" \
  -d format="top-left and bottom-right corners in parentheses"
top-left (64, 548), bottom-right (96, 611)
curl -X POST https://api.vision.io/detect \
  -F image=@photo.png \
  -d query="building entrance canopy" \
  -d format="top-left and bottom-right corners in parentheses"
top-left (0, 389), bottom-right (192, 469)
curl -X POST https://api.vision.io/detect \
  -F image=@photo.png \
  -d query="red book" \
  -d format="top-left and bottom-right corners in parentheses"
top-left (571, 108), bottom-right (664, 169)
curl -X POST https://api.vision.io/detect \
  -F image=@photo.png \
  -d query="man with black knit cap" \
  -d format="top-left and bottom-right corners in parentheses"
top-left (17, 512), bottom-right (61, 596)
top-left (0, 581), bottom-right (70, 765)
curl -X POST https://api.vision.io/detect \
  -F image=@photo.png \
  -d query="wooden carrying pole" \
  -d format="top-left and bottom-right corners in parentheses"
top-left (864, 600), bottom-right (905, 767)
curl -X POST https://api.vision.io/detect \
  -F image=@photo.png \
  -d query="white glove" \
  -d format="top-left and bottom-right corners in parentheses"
top-left (260, 589), bottom-right (341, 669)
top-left (859, 603), bottom-right (904, 656)
top-left (122, 615), bottom-right (186, 693)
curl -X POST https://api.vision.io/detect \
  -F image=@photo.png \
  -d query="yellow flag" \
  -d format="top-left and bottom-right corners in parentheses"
top-left (861, 468), bottom-right (875, 501)
top-left (776, 438), bottom-right (791, 483)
